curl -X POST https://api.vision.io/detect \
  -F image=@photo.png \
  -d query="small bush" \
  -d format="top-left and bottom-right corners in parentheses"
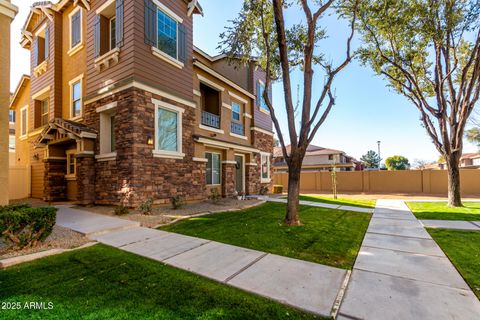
top-left (114, 205), bottom-right (130, 216)
top-left (0, 204), bottom-right (57, 249)
top-left (273, 185), bottom-right (283, 194)
top-left (259, 185), bottom-right (269, 195)
top-left (170, 196), bottom-right (185, 210)
top-left (138, 198), bottom-right (153, 215)
top-left (209, 188), bottom-right (222, 204)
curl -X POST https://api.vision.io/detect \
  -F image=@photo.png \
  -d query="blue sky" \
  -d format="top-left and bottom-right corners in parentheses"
top-left (10, 0), bottom-right (478, 162)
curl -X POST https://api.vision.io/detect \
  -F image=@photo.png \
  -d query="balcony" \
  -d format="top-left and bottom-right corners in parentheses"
top-left (231, 122), bottom-right (245, 136)
top-left (201, 111), bottom-right (220, 129)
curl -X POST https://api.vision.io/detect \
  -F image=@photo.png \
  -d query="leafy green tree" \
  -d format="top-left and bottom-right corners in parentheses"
top-left (349, 0), bottom-right (480, 207)
top-left (219, 0), bottom-right (359, 225)
top-left (385, 156), bottom-right (410, 170)
top-left (466, 111), bottom-right (480, 148)
top-left (360, 150), bottom-right (381, 168)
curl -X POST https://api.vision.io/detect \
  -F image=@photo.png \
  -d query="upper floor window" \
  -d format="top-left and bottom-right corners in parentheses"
top-left (34, 23), bottom-right (49, 69)
top-left (256, 81), bottom-right (269, 113)
top-left (110, 17), bottom-right (117, 50)
top-left (20, 107), bottom-right (28, 137)
top-left (144, 0), bottom-right (187, 67)
top-left (153, 99), bottom-right (184, 159)
top-left (232, 102), bottom-right (241, 122)
top-left (8, 110), bottom-right (15, 123)
top-left (157, 9), bottom-right (177, 59)
top-left (41, 99), bottom-right (49, 127)
top-left (70, 7), bottom-right (82, 50)
top-left (70, 75), bottom-right (83, 119)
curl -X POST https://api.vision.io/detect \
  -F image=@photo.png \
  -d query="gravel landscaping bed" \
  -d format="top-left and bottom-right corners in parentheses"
top-left (77, 199), bottom-right (264, 228)
top-left (0, 225), bottom-right (90, 260)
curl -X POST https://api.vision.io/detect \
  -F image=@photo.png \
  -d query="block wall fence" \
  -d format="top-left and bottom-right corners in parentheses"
top-left (272, 170), bottom-right (480, 195)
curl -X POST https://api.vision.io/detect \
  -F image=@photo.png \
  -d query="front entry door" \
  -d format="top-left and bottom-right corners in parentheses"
top-left (235, 155), bottom-right (244, 193)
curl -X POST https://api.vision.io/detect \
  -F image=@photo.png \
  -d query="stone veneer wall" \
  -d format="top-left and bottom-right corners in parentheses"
top-left (76, 155), bottom-right (95, 205)
top-left (221, 163), bottom-right (236, 197)
top-left (85, 87), bottom-right (206, 207)
top-left (252, 130), bottom-right (274, 193)
top-left (44, 159), bottom-right (66, 201)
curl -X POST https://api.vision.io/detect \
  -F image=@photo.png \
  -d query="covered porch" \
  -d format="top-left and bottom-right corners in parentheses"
top-left (34, 118), bottom-right (97, 204)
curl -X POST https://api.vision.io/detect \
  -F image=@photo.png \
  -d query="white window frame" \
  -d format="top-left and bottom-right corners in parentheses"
top-left (231, 102), bottom-right (241, 122)
top-left (95, 102), bottom-right (117, 161)
top-left (20, 106), bottom-right (28, 138)
top-left (68, 6), bottom-right (84, 56)
top-left (66, 150), bottom-right (77, 179)
top-left (206, 152), bottom-right (221, 186)
top-left (152, 98), bottom-right (185, 159)
top-left (260, 152), bottom-right (271, 183)
top-left (69, 74), bottom-right (84, 119)
top-left (258, 80), bottom-right (270, 114)
top-left (9, 110), bottom-right (15, 124)
top-left (150, 0), bottom-right (184, 69)
top-left (109, 16), bottom-right (117, 51)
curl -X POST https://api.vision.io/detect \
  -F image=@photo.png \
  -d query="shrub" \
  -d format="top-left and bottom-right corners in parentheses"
top-left (138, 198), bottom-right (153, 215)
top-left (259, 185), bottom-right (269, 195)
top-left (209, 188), bottom-right (222, 204)
top-left (114, 205), bottom-right (130, 216)
top-left (273, 185), bottom-right (283, 194)
top-left (170, 196), bottom-right (185, 210)
top-left (0, 204), bottom-right (57, 249)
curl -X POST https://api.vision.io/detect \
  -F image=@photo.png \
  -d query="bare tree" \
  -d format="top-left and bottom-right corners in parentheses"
top-left (220, 0), bottom-right (358, 225)
top-left (352, 0), bottom-right (480, 206)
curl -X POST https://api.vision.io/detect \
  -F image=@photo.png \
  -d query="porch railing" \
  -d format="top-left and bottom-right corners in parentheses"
top-left (201, 111), bottom-right (220, 129)
top-left (231, 122), bottom-right (245, 136)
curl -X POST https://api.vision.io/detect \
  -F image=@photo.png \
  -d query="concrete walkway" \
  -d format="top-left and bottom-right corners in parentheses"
top-left (56, 206), bottom-right (348, 317)
top-left (420, 219), bottom-right (480, 230)
top-left (338, 200), bottom-right (480, 320)
top-left (264, 196), bottom-right (374, 213)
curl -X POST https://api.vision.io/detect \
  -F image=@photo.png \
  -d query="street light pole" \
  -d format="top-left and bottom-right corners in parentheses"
top-left (377, 141), bottom-right (381, 169)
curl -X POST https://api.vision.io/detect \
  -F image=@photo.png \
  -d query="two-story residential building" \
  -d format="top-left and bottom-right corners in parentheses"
top-left (10, 0), bottom-right (274, 206)
top-left (273, 145), bottom-right (361, 172)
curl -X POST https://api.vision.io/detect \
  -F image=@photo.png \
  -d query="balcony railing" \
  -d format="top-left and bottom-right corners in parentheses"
top-left (231, 122), bottom-right (245, 136)
top-left (201, 111), bottom-right (220, 129)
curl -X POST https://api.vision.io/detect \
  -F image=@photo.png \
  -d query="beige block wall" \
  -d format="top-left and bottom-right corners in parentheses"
top-left (9, 165), bottom-right (31, 200)
top-left (273, 170), bottom-right (480, 196)
top-left (0, 1), bottom-right (17, 205)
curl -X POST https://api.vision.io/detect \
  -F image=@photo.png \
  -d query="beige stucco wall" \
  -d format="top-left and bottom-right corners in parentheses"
top-left (9, 165), bottom-right (30, 200)
top-left (0, 0), bottom-right (18, 205)
top-left (273, 170), bottom-right (480, 196)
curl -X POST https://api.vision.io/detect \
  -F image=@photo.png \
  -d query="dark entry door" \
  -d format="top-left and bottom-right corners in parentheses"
top-left (235, 155), bottom-right (244, 193)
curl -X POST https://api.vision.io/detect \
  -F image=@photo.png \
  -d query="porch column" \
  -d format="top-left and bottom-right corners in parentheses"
top-left (221, 163), bottom-right (236, 197)
top-left (76, 154), bottom-right (95, 205)
top-left (44, 159), bottom-right (67, 201)
top-left (0, 0), bottom-right (18, 205)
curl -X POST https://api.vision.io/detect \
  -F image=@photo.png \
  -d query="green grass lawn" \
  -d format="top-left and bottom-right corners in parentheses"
top-left (427, 229), bottom-right (480, 299)
top-left (0, 244), bottom-right (321, 319)
top-left (407, 202), bottom-right (480, 221)
top-left (161, 203), bottom-right (371, 269)
top-left (298, 195), bottom-right (376, 209)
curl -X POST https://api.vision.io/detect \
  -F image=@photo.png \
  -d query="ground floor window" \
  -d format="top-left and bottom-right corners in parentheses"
top-left (261, 153), bottom-right (271, 182)
top-left (206, 152), bottom-right (221, 185)
top-left (153, 99), bottom-right (184, 159)
top-left (66, 151), bottom-right (76, 176)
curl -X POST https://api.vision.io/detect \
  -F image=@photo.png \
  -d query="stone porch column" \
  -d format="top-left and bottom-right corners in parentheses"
top-left (221, 162), bottom-right (236, 197)
top-left (76, 154), bottom-right (95, 205)
top-left (0, 0), bottom-right (18, 205)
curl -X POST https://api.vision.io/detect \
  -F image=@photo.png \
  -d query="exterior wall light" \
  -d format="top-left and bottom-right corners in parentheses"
top-left (147, 136), bottom-right (154, 146)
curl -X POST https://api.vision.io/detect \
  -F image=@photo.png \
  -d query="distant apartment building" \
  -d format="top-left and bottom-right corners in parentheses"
top-left (436, 153), bottom-right (480, 170)
top-left (273, 145), bottom-right (361, 173)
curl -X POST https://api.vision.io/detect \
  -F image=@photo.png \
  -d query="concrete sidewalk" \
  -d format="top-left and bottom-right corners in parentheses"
top-left (264, 196), bottom-right (374, 213)
top-left (56, 206), bottom-right (348, 317)
top-left (338, 199), bottom-right (480, 320)
top-left (420, 219), bottom-right (480, 230)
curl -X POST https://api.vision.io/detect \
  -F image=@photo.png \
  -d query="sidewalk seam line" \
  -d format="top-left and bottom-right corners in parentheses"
top-left (367, 231), bottom-right (432, 241)
top-left (361, 245), bottom-right (444, 257)
top-left (160, 240), bottom-right (213, 262)
top-left (331, 269), bottom-right (351, 319)
top-left (224, 252), bottom-right (268, 283)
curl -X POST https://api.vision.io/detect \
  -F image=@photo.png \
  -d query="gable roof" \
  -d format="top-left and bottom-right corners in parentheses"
top-left (273, 145), bottom-right (345, 158)
top-left (9, 75), bottom-right (31, 110)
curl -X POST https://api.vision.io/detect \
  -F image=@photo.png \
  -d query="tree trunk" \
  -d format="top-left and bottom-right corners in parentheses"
top-left (285, 165), bottom-right (301, 226)
top-left (446, 154), bottom-right (463, 207)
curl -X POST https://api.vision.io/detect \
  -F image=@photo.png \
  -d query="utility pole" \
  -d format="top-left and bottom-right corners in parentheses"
top-left (377, 140), bottom-right (381, 169)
